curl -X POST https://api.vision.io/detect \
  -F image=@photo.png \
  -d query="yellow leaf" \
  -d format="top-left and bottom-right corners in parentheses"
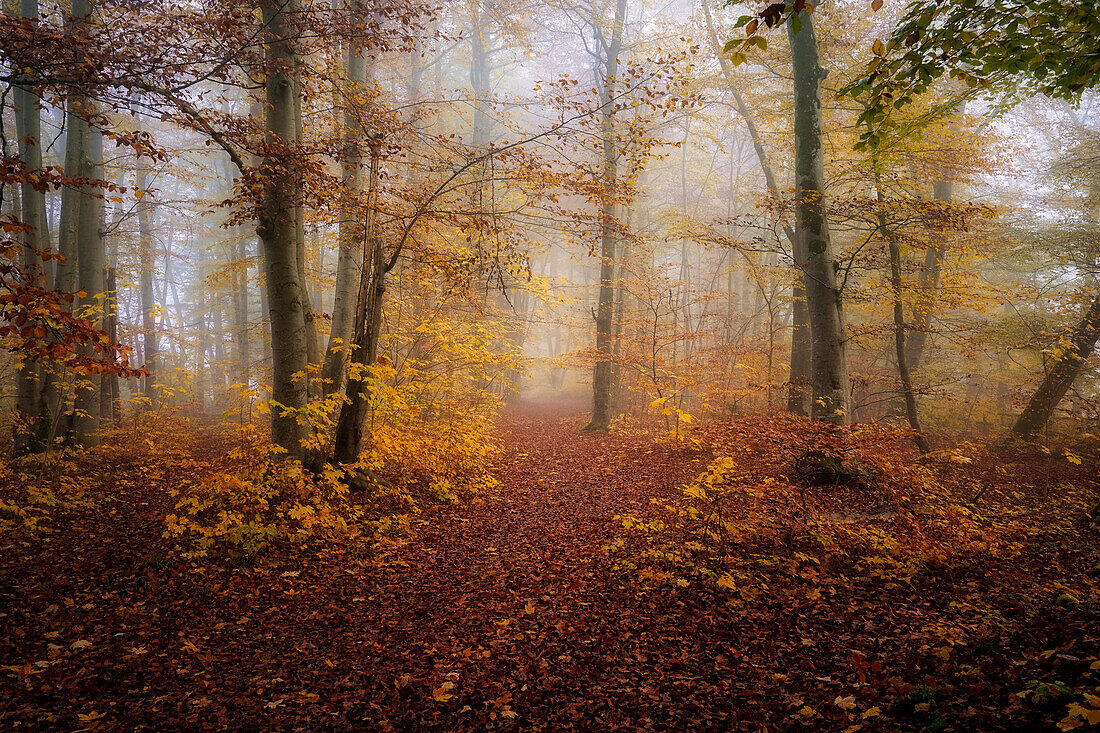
top-left (872, 39), bottom-right (885, 56)
top-left (432, 681), bottom-right (454, 702)
top-left (862, 706), bottom-right (882, 719)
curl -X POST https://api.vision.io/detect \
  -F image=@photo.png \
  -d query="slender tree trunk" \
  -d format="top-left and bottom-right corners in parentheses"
top-left (1011, 292), bottom-right (1100, 438)
top-left (702, 0), bottom-right (808, 414)
top-left (322, 40), bottom-right (369, 395)
top-left (101, 266), bottom-right (120, 422)
top-left (49, 1), bottom-right (92, 442)
top-left (873, 163), bottom-right (931, 452)
top-left (586, 0), bottom-right (628, 431)
top-left (788, 10), bottom-right (850, 424)
top-left (906, 103), bottom-right (964, 369)
top-left (469, 0), bottom-right (492, 149)
top-left (905, 178), bottom-right (951, 369)
top-left (137, 157), bottom-right (158, 405)
top-left (332, 141), bottom-right (383, 465)
top-left (196, 286), bottom-right (209, 413)
top-left (294, 102), bottom-right (320, 397)
top-left (257, 0), bottom-right (310, 460)
top-left (236, 230), bottom-right (251, 386)
top-left (12, 0), bottom-right (52, 454)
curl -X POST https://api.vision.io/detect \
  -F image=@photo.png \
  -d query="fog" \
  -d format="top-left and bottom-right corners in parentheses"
top-left (3, 0), bottom-right (1099, 453)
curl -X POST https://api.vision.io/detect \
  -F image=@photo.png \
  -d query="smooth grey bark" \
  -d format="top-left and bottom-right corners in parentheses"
top-left (196, 283), bottom-right (209, 412)
top-left (293, 101), bottom-right (321, 397)
top-left (469, 0), bottom-right (493, 149)
top-left (332, 141), bottom-right (383, 465)
top-left (100, 264), bottom-right (120, 422)
top-left (71, 118), bottom-right (105, 445)
top-left (136, 158), bottom-right (158, 404)
top-left (12, 0), bottom-right (52, 454)
top-left (585, 0), bottom-right (628, 432)
top-left (321, 41), bottom-right (369, 395)
top-left (702, 0), bottom-right (808, 415)
top-left (257, 0), bottom-right (310, 460)
top-left (1010, 292), bottom-right (1100, 438)
top-left (49, 0), bottom-right (92, 442)
top-left (235, 230), bottom-right (251, 386)
top-left (788, 10), bottom-right (850, 424)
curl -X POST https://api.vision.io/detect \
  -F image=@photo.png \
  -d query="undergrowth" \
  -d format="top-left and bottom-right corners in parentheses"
top-left (608, 414), bottom-right (1100, 731)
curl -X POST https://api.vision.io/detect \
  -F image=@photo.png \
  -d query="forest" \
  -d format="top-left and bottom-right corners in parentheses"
top-left (0, 0), bottom-right (1098, 729)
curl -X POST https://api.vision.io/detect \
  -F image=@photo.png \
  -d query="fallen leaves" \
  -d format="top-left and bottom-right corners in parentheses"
top-left (431, 680), bottom-right (455, 702)
top-left (0, 404), bottom-right (1097, 731)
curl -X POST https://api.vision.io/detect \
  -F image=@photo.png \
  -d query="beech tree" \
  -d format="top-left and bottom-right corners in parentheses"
top-left (787, 8), bottom-right (850, 424)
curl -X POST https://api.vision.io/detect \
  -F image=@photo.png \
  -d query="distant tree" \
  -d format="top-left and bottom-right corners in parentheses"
top-left (842, 0), bottom-right (1100, 438)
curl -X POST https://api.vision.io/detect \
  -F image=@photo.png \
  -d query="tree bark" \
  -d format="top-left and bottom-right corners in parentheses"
top-left (788, 10), bottom-right (850, 424)
top-left (137, 156), bottom-right (159, 405)
top-left (873, 163), bottom-right (931, 452)
top-left (905, 178), bottom-right (951, 369)
top-left (71, 109), bottom-right (105, 446)
top-left (100, 265), bottom-right (120, 422)
top-left (1010, 291), bottom-right (1100, 439)
top-left (12, 0), bottom-right (52, 454)
top-left (907, 102), bottom-right (964, 370)
top-left (257, 0), bottom-right (310, 460)
top-left (702, 0), bottom-right (808, 414)
top-left (236, 229), bottom-right (251, 387)
top-left (294, 101), bottom-right (321, 397)
top-left (49, 0), bottom-right (92, 443)
top-left (586, 0), bottom-right (628, 432)
top-left (332, 141), bottom-right (383, 465)
top-left (322, 38), bottom-right (369, 395)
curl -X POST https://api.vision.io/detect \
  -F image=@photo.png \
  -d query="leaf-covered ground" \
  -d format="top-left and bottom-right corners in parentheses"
top-left (1, 401), bottom-right (1098, 731)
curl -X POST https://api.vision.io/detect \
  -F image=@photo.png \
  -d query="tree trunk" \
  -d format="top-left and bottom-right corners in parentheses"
top-left (586, 0), bottom-right (628, 432)
top-left (907, 102), bottom-right (964, 369)
top-left (71, 110), bottom-right (105, 446)
top-left (322, 40), bottom-right (369, 395)
top-left (788, 10), bottom-right (850, 424)
top-left (905, 178), bottom-right (951, 369)
top-left (257, 0), bottom-right (310, 460)
top-left (873, 163), bottom-right (931, 452)
top-left (49, 0), bottom-right (92, 442)
top-left (294, 101), bottom-right (320, 397)
top-left (12, 0), bottom-right (52, 454)
top-left (332, 141), bottom-right (383, 465)
top-left (236, 230), bottom-right (251, 387)
top-left (789, 282), bottom-right (811, 415)
top-left (702, 0), bottom-right (807, 415)
top-left (137, 157), bottom-right (158, 405)
top-left (100, 265), bottom-right (120, 422)
top-left (1010, 291), bottom-right (1100, 439)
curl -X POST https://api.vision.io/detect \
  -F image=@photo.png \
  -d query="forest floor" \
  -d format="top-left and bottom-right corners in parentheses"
top-left (1, 399), bottom-right (1099, 731)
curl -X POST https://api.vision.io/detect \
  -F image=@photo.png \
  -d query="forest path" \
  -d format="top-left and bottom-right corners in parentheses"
top-left (278, 398), bottom-right (723, 729)
top-left (0, 400), bottom-right (753, 731)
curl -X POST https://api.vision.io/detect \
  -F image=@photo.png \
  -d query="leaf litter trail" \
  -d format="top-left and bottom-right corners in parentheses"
top-left (3, 399), bottom-right (750, 731)
top-left (292, 399), bottom-right (722, 730)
